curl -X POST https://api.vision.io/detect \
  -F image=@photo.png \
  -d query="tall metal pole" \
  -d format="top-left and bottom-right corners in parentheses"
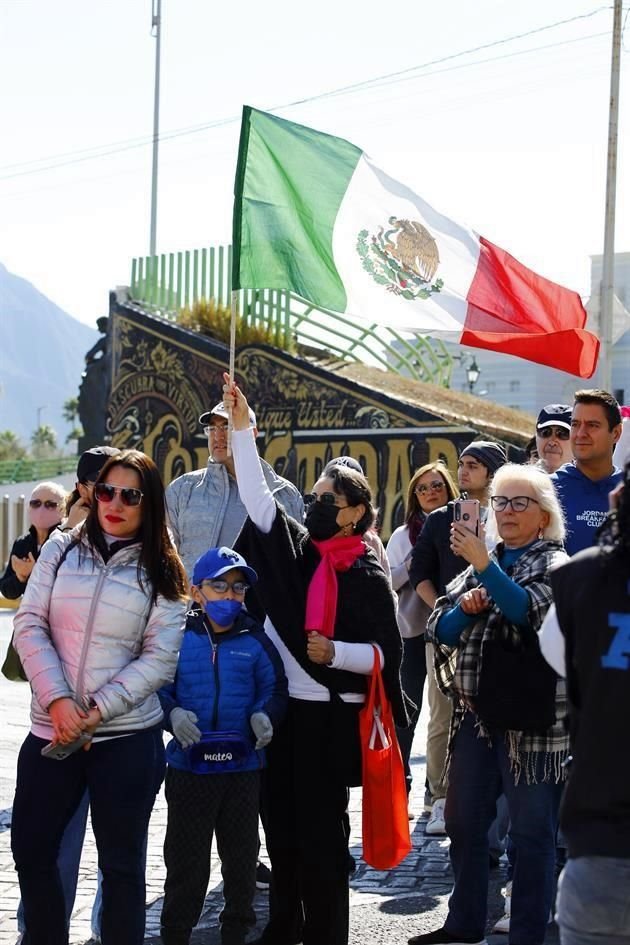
top-left (149, 0), bottom-right (162, 258)
top-left (599, 0), bottom-right (622, 392)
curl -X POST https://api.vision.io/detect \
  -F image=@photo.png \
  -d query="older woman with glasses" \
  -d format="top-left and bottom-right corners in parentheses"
top-left (408, 463), bottom-right (569, 945)
top-left (222, 377), bottom-right (408, 945)
top-left (386, 463), bottom-right (459, 803)
top-left (0, 481), bottom-right (65, 600)
top-left (12, 450), bottom-right (188, 945)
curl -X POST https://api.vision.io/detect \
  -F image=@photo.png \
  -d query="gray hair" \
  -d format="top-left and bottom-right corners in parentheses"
top-left (486, 463), bottom-right (566, 544)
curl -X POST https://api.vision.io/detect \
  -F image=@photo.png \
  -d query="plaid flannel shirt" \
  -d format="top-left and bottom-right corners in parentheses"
top-left (426, 539), bottom-right (570, 784)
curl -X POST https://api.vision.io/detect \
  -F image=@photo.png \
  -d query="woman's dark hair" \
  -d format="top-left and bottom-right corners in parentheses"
top-left (597, 459), bottom-right (630, 561)
top-left (84, 449), bottom-right (188, 602)
top-left (405, 462), bottom-right (459, 525)
top-left (64, 487), bottom-right (81, 516)
top-left (324, 465), bottom-right (375, 535)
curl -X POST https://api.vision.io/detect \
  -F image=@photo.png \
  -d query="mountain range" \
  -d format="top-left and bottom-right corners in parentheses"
top-left (0, 262), bottom-right (98, 446)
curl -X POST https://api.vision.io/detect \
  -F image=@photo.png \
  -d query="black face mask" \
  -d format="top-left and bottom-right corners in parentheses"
top-left (305, 501), bottom-right (341, 541)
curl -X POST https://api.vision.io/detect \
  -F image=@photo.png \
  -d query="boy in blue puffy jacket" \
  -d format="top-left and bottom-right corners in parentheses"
top-left (158, 546), bottom-right (288, 945)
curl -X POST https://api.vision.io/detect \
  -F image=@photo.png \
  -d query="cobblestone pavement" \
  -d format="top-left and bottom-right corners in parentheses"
top-left (0, 609), bottom-right (558, 945)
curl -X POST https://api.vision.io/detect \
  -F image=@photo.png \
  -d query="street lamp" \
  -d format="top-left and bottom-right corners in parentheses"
top-left (466, 357), bottom-right (480, 393)
top-left (36, 405), bottom-right (47, 429)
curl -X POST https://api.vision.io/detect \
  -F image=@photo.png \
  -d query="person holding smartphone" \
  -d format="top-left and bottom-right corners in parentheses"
top-left (408, 440), bottom-right (506, 835)
top-left (408, 464), bottom-right (569, 945)
top-left (11, 449), bottom-right (188, 945)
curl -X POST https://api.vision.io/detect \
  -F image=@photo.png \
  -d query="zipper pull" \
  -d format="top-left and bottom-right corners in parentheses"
top-left (211, 642), bottom-right (217, 665)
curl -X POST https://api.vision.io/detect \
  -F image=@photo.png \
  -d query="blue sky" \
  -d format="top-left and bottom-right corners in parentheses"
top-left (0, 0), bottom-right (628, 327)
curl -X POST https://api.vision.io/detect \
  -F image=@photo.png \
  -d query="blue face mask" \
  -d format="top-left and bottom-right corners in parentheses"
top-left (204, 598), bottom-right (242, 627)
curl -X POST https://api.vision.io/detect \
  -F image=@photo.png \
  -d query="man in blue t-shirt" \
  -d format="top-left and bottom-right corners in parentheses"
top-left (551, 389), bottom-right (623, 556)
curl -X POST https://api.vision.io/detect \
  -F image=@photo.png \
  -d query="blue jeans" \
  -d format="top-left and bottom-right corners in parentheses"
top-left (12, 729), bottom-right (165, 945)
top-left (395, 634), bottom-right (427, 793)
top-left (444, 713), bottom-right (562, 944)
top-left (556, 856), bottom-right (630, 945)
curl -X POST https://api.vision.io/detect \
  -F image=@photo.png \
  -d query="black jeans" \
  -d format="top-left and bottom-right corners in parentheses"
top-left (395, 634), bottom-right (427, 793)
top-left (161, 766), bottom-right (259, 940)
top-left (11, 729), bottom-right (165, 945)
top-left (259, 698), bottom-right (352, 945)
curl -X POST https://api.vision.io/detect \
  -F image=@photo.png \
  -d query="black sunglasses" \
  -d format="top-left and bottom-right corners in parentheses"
top-left (538, 427), bottom-right (570, 441)
top-left (29, 499), bottom-right (60, 510)
top-left (303, 492), bottom-right (349, 509)
top-left (94, 483), bottom-right (144, 507)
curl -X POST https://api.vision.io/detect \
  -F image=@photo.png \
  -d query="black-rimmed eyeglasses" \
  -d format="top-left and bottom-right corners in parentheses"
top-left (490, 495), bottom-right (540, 513)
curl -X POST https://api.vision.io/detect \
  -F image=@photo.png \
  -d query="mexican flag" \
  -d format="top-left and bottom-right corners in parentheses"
top-left (233, 106), bottom-right (599, 378)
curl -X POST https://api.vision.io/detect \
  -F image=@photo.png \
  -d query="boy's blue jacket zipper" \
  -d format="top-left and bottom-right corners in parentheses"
top-left (158, 606), bottom-right (288, 774)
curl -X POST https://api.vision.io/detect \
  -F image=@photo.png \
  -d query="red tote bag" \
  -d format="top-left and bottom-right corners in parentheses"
top-left (360, 647), bottom-right (412, 870)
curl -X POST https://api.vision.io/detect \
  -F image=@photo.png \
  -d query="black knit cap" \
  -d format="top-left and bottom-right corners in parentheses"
top-left (459, 440), bottom-right (507, 474)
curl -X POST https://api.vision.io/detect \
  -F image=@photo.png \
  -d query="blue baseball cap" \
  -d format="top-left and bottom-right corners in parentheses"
top-left (192, 546), bottom-right (258, 587)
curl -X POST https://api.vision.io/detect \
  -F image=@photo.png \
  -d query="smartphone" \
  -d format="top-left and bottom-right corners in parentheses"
top-left (41, 731), bottom-right (92, 761)
top-left (453, 498), bottom-right (480, 536)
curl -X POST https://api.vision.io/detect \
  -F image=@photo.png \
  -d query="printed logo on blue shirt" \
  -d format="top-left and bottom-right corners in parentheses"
top-left (601, 614), bottom-right (630, 670)
top-left (575, 510), bottom-right (608, 529)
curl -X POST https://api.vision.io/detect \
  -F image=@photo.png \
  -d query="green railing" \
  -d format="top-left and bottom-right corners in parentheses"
top-left (129, 246), bottom-right (453, 385)
top-left (0, 457), bottom-right (77, 486)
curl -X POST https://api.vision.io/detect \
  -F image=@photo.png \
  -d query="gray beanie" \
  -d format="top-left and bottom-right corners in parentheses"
top-left (459, 440), bottom-right (507, 474)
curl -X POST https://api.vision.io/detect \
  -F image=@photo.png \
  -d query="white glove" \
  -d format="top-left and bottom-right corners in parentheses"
top-left (170, 708), bottom-right (201, 748)
top-left (250, 711), bottom-right (273, 749)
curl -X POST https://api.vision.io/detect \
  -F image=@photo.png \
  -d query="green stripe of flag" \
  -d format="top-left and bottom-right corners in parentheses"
top-left (232, 106), bottom-right (362, 312)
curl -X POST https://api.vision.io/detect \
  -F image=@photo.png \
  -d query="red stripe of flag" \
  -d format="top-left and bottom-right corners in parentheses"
top-left (463, 236), bottom-right (599, 378)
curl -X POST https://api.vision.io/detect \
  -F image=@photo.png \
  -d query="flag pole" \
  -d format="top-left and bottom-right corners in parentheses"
top-left (599, 0), bottom-right (622, 392)
top-left (227, 289), bottom-right (238, 456)
top-left (149, 0), bottom-right (161, 258)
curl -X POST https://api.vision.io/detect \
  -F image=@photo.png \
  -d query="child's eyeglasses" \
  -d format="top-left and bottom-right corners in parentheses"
top-left (94, 483), bottom-right (144, 507)
top-left (29, 499), bottom-right (60, 510)
top-left (201, 579), bottom-right (250, 595)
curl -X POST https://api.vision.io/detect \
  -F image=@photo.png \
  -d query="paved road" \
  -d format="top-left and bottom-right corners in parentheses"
top-left (0, 608), bottom-right (558, 945)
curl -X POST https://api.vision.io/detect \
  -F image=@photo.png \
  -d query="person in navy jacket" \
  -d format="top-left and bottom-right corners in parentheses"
top-left (158, 546), bottom-right (288, 945)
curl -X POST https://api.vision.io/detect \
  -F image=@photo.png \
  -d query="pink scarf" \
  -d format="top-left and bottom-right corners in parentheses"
top-left (305, 534), bottom-right (366, 638)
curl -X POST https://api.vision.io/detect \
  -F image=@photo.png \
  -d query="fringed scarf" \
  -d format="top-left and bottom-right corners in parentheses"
top-left (305, 534), bottom-right (366, 638)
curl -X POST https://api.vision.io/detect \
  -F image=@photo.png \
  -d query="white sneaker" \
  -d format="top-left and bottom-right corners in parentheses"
top-left (425, 798), bottom-right (446, 836)
top-left (491, 881), bottom-right (511, 934)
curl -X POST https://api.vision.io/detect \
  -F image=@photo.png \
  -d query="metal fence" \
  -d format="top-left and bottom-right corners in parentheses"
top-left (0, 457), bottom-right (77, 486)
top-left (0, 494), bottom-right (28, 580)
top-left (129, 245), bottom-right (454, 386)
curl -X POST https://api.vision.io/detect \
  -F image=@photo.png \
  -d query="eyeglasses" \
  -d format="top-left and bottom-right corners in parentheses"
top-left (491, 495), bottom-right (540, 512)
top-left (200, 579), bottom-right (250, 595)
top-left (538, 427), bottom-right (570, 441)
top-left (303, 492), bottom-right (349, 509)
top-left (203, 424), bottom-right (228, 437)
top-left (94, 483), bottom-right (144, 507)
top-left (415, 480), bottom-right (445, 495)
top-left (29, 499), bottom-right (60, 510)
